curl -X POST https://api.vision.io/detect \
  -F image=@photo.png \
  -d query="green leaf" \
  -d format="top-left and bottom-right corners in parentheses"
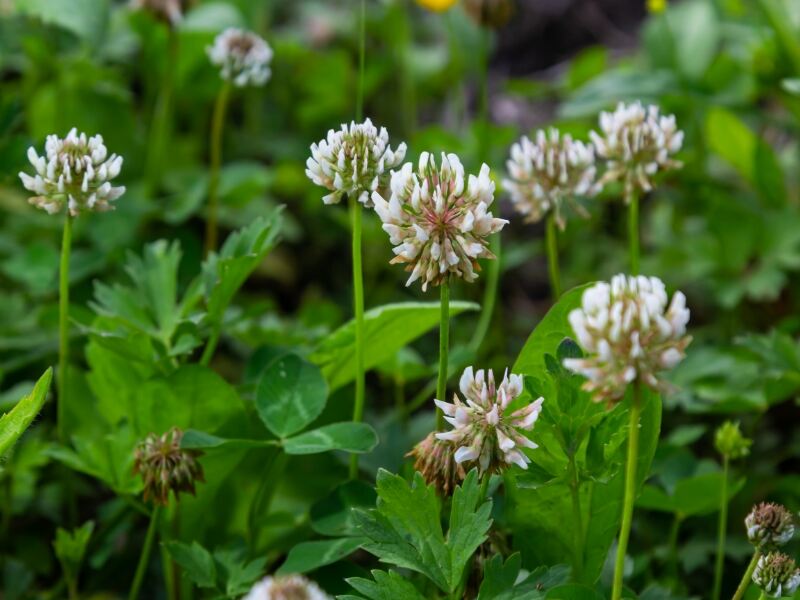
top-left (310, 480), bottom-right (377, 536)
top-left (637, 473), bottom-right (745, 517)
top-left (276, 537), bottom-right (366, 575)
top-left (213, 548), bottom-right (266, 596)
top-left (545, 584), bottom-right (604, 599)
top-left (666, 0), bottom-right (720, 81)
top-left (180, 430), bottom-right (276, 451)
top-left (282, 422), bottom-right (378, 455)
top-left (448, 470), bottom-right (493, 580)
top-left (0, 368), bottom-right (52, 457)
top-left (477, 554), bottom-right (522, 600)
top-left (344, 570), bottom-right (427, 600)
top-left (53, 520), bottom-right (94, 590)
top-left (13, 0), bottom-right (110, 45)
top-left (256, 353), bottom-right (328, 438)
top-left (164, 541), bottom-right (217, 589)
top-left (310, 301), bottom-right (479, 391)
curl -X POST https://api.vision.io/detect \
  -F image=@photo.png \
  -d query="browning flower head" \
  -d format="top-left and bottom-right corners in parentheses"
top-left (133, 428), bottom-right (204, 505)
top-left (463, 0), bottom-right (513, 28)
top-left (752, 552), bottom-right (800, 598)
top-left (590, 101), bottom-right (683, 203)
top-left (372, 152), bottom-right (508, 291)
top-left (503, 128), bottom-right (598, 230)
top-left (714, 420), bottom-right (752, 460)
top-left (746, 502), bottom-right (795, 549)
top-left (207, 28), bottom-right (272, 87)
top-left (407, 432), bottom-right (466, 496)
top-left (130, 0), bottom-right (184, 26)
top-left (434, 367), bottom-right (544, 475)
top-left (19, 128), bottom-right (125, 217)
top-left (563, 274), bottom-right (691, 405)
top-left (306, 119), bottom-right (406, 206)
top-left (243, 574), bottom-right (331, 600)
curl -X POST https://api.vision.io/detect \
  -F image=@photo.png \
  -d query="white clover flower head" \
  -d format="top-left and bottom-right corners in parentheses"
top-left (130, 0), bottom-right (183, 26)
top-left (753, 552), bottom-right (800, 598)
top-left (746, 503), bottom-right (796, 549)
top-left (305, 118), bottom-right (407, 207)
top-left (434, 366), bottom-right (544, 475)
top-left (207, 28), bottom-right (272, 88)
top-left (590, 101), bottom-right (683, 203)
top-left (19, 128), bottom-right (125, 217)
top-left (372, 152), bottom-right (508, 291)
top-left (242, 574), bottom-right (331, 600)
top-left (563, 274), bottom-right (691, 405)
top-left (503, 128), bottom-right (598, 230)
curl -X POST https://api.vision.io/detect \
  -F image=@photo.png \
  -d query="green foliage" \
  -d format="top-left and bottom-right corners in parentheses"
top-left (637, 472), bottom-right (745, 517)
top-left (342, 570), bottom-right (428, 600)
top-left (164, 541), bottom-right (266, 598)
top-left (52, 520), bottom-right (94, 596)
top-left (0, 368), bottom-right (52, 457)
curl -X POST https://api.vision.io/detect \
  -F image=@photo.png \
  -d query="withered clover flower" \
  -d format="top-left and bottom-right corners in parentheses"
top-left (407, 432), bottom-right (466, 496)
top-left (372, 152), bottom-right (508, 291)
top-left (133, 428), bottom-right (204, 505)
top-left (746, 502), bottom-right (795, 549)
top-left (19, 128), bottom-right (125, 217)
top-left (503, 128), bottom-right (599, 230)
top-left (563, 274), bottom-right (691, 405)
top-left (305, 118), bottom-right (406, 206)
top-left (434, 367), bottom-right (544, 474)
top-left (130, 0), bottom-right (184, 26)
top-left (207, 28), bottom-right (273, 88)
top-left (714, 420), bottom-right (752, 460)
top-left (752, 552), bottom-right (800, 598)
top-left (243, 574), bottom-right (331, 600)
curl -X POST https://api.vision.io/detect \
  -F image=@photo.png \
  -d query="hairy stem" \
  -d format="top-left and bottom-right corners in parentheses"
top-left (58, 214), bottom-right (72, 443)
top-left (612, 380), bottom-right (642, 600)
top-left (436, 280), bottom-right (451, 431)
top-left (129, 504), bottom-right (162, 600)
top-left (348, 197), bottom-right (366, 479)
top-left (628, 191), bottom-right (640, 275)
top-left (712, 455), bottom-right (730, 600)
top-left (546, 214), bottom-right (561, 300)
top-left (205, 82), bottom-right (231, 255)
top-left (732, 551), bottom-right (760, 600)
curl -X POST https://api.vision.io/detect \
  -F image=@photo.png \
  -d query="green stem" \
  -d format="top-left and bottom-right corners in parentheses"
top-left (205, 82), bottom-right (231, 255)
top-left (348, 197), bottom-right (366, 480)
top-left (611, 380), bottom-right (642, 600)
top-left (628, 192), bottom-right (640, 275)
top-left (712, 455), bottom-right (730, 600)
top-left (199, 326), bottom-right (220, 367)
top-left (757, 592), bottom-right (767, 600)
top-left (568, 453), bottom-right (584, 580)
top-left (545, 214), bottom-right (561, 300)
top-left (732, 551), bottom-right (761, 600)
top-left (128, 504), bottom-right (162, 600)
top-left (436, 280), bottom-right (451, 431)
top-left (145, 28), bottom-right (178, 195)
top-left (58, 214), bottom-right (72, 443)
top-left (355, 0), bottom-right (366, 122)
top-left (667, 513), bottom-right (682, 581)
top-left (469, 235), bottom-right (501, 353)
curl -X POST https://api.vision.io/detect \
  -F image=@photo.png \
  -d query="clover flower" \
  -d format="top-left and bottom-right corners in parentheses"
top-left (434, 367), bottom-right (544, 475)
top-left (130, 0), bottom-right (183, 26)
top-left (563, 274), bottom-right (691, 405)
top-left (243, 574), bottom-right (331, 600)
top-left (752, 552), bottom-right (800, 598)
top-left (590, 101), bottom-right (683, 203)
top-left (372, 152), bottom-right (507, 291)
top-left (207, 28), bottom-right (272, 87)
top-left (133, 428), bottom-right (204, 506)
top-left (305, 119), bottom-right (406, 206)
top-left (714, 421), bottom-right (752, 460)
top-left (407, 432), bottom-right (466, 496)
top-left (503, 128), bottom-right (598, 229)
top-left (746, 503), bottom-right (795, 549)
top-left (19, 128), bottom-right (125, 217)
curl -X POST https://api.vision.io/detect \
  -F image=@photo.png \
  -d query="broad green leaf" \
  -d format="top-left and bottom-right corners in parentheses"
top-left (53, 520), bottom-right (94, 590)
top-left (164, 541), bottom-right (217, 589)
top-left (276, 537), bottom-right (366, 575)
top-left (310, 480), bottom-right (377, 536)
top-left (213, 549), bottom-right (266, 597)
top-left (666, 0), bottom-right (720, 81)
top-left (545, 584), bottom-right (604, 599)
top-left (180, 430), bottom-right (277, 451)
top-left (256, 354), bottom-right (328, 438)
top-left (282, 422), bottom-right (378, 455)
top-left (344, 570), bottom-right (427, 600)
top-left (0, 368), bottom-right (52, 457)
top-left (13, 0), bottom-right (110, 45)
top-left (637, 473), bottom-right (745, 517)
top-left (310, 301), bottom-right (479, 390)
top-left (448, 470), bottom-right (493, 580)
top-left (477, 554), bottom-right (522, 600)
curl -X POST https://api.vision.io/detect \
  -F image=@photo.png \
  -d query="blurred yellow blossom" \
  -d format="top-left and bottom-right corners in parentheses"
top-left (416, 0), bottom-right (459, 12)
top-left (647, 0), bottom-right (667, 13)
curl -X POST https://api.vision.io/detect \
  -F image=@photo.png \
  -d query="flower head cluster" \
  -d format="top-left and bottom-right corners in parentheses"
top-left (590, 101), bottom-right (683, 203)
top-left (372, 152), bottom-right (507, 291)
top-left (434, 367), bottom-right (544, 475)
top-left (305, 119), bottom-right (406, 206)
top-left (503, 128), bottom-right (598, 230)
top-left (752, 552), bottom-right (800, 598)
top-left (19, 128), bottom-right (125, 217)
top-left (563, 274), bottom-right (691, 405)
top-left (133, 428), bottom-right (204, 506)
top-left (714, 420), bottom-right (752, 460)
top-left (130, 0), bottom-right (183, 26)
top-left (746, 502), bottom-right (795, 549)
top-left (407, 432), bottom-right (466, 496)
top-left (243, 574), bottom-right (331, 600)
top-left (207, 28), bottom-right (273, 87)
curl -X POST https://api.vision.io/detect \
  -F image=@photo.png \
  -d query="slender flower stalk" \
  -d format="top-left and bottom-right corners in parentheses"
top-left (733, 551), bottom-right (761, 600)
top-left (349, 196), bottom-right (366, 478)
top-left (545, 214), bottom-right (561, 299)
top-left (204, 81), bottom-right (230, 255)
top-left (128, 504), bottom-right (161, 600)
top-left (436, 279), bottom-right (451, 430)
top-left (58, 215), bottom-right (72, 442)
top-left (628, 190), bottom-right (639, 274)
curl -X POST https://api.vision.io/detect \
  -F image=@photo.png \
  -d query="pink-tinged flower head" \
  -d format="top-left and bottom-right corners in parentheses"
top-left (753, 552), bottom-right (800, 598)
top-left (243, 574), bottom-right (331, 600)
top-left (207, 28), bottom-right (272, 88)
top-left (434, 366), bottom-right (543, 474)
top-left (372, 152), bottom-right (508, 291)
top-left (563, 274), bottom-right (691, 405)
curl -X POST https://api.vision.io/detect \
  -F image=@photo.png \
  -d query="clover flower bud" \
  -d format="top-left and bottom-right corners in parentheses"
top-left (503, 128), bottom-right (598, 230)
top-left (372, 152), bottom-right (508, 291)
top-left (207, 28), bottom-right (272, 88)
top-left (434, 367), bottom-right (543, 475)
top-left (130, 0), bottom-right (183, 26)
top-left (19, 128), bottom-right (126, 217)
top-left (243, 574), bottom-right (331, 600)
top-left (133, 428), bottom-right (204, 506)
top-left (407, 432), bottom-right (466, 497)
top-left (306, 119), bottom-right (406, 206)
top-left (752, 552), bottom-right (800, 598)
top-left (714, 421), bottom-right (752, 460)
top-left (563, 274), bottom-right (691, 405)
top-left (590, 101), bottom-right (683, 203)
top-left (746, 503), bottom-right (795, 549)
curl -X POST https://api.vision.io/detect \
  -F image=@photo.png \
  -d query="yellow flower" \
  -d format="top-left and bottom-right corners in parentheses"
top-left (647, 0), bottom-right (667, 13)
top-left (416, 0), bottom-right (459, 12)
